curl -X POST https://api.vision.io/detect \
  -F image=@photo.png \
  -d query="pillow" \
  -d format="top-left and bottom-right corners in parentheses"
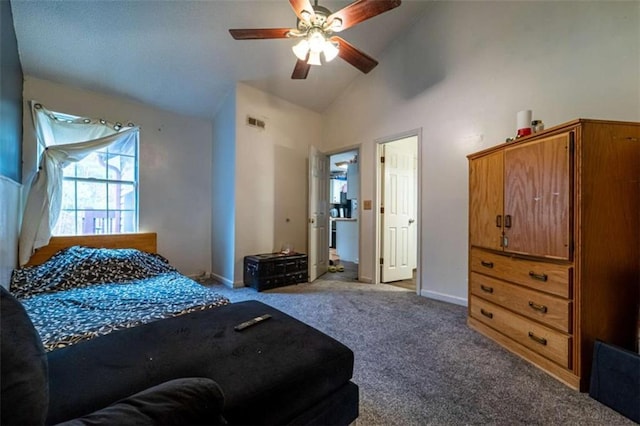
top-left (0, 286), bottom-right (49, 425)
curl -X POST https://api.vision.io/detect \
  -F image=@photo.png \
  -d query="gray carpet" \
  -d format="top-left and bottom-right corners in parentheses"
top-left (203, 278), bottom-right (633, 425)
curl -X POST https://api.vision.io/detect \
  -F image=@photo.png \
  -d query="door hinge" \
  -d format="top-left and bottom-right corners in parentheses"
top-left (380, 156), bottom-right (385, 163)
top-left (380, 257), bottom-right (384, 265)
top-left (380, 207), bottom-right (384, 214)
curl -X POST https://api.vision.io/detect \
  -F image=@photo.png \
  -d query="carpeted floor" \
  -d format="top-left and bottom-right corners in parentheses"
top-left (203, 277), bottom-right (633, 425)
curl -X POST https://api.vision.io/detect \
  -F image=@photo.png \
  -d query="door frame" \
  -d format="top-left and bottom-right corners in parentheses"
top-left (310, 145), bottom-right (361, 281)
top-left (373, 129), bottom-right (422, 293)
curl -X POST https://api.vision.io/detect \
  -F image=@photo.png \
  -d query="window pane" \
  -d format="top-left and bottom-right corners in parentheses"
top-left (62, 163), bottom-right (78, 178)
top-left (75, 152), bottom-right (107, 179)
top-left (107, 155), bottom-right (135, 181)
top-left (54, 210), bottom-right (76, 235)
top-left (109, 136), bottom-right (136, 156)
top-left (61, 180), bottom-right (76, 210)
top-left (79, 210), bottom-right (114, 234)
top-left (118, 210), bottom-right (136, 233)
top-left (77, 181), bottom-right (107, 210)
top-left (108, 182), bottom-right (135, 209)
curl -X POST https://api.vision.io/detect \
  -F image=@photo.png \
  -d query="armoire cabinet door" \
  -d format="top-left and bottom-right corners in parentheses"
top-left (504, 132), bottom-right (572, 259)
top-left (469, 150), bottom-right (504, 251)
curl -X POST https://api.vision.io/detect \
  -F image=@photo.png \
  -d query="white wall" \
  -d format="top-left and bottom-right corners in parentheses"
top-left (0, 176), bottom-right (21, 289)
top-left (22, 76), bottom-right (214, 275)
top-left (211, 89), bottom-right (236, 286)
top-left (231, 83), bottom-right (322, 285)
top-left (323, 1), bottom-right (640, 304)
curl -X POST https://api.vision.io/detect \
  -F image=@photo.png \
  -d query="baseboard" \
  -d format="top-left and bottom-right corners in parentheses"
top-left (210, 272), bottom-right (237, 288)
top-left (420, 289), bottom-right (468, 307)
top-left (232, 280), bottom-right (245, 288)
top-left (187, 272), bottom-right (208, 281)
top-left (358, 276), bottom-right (373, 283)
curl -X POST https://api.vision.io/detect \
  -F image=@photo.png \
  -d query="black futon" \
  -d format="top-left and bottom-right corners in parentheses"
top-left (1, 286), bottom-right (359, 425)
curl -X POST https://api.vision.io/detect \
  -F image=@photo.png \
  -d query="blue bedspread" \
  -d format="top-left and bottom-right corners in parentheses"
top-left (11, 246), bottom-right (229, 351)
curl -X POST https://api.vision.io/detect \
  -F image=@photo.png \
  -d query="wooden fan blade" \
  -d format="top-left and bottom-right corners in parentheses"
top-left (292, 59), bottom-right (311, 79)
top-left (229, 28), bottom-right (292, 40)
top-left (327, 0), bottom-right (401, 32)
top-left (332, 36), bottom-right (378, 74)
top-left (289, 0), bottom-right (315, 23)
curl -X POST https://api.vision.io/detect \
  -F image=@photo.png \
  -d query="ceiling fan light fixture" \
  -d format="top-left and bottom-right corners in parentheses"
top-left (323, 40), bottom-right (339, 62)
top-left (307, 50), bottom-right (322, 66)
top-left (307, 30), bottom-right (326, 54)
top-left (230, 0), bottom-right (403, 79)
top-left (292, 39), bottom-right (310, 61)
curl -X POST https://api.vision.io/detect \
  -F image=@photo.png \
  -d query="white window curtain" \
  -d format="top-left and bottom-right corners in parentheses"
top-left (19, 101), bottom-right (139, 266)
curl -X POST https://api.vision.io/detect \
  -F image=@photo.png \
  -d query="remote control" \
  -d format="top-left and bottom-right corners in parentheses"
top-left (234, 314), bottom-right (272, 331)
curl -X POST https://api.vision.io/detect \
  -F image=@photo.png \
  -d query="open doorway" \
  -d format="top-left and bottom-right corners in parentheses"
top-left (327, 149), bottom-right (359, 281)
top-left (376, 132), bottom-right (420, 292)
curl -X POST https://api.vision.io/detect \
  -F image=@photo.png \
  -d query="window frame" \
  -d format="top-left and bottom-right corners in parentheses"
top-left (55, 135), bottom-right (140, 235)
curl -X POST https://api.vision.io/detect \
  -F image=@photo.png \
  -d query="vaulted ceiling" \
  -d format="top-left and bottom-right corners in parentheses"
top-left (11, 0), bottom-right (431, 119)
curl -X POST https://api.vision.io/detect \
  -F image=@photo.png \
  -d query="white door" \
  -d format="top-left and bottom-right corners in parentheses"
top-left (308, 145), bottom-right (329, 281)
top-left (381, 139), bottom-right (417, 282)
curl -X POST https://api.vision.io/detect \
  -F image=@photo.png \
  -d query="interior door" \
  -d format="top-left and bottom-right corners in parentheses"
top-left (504, 133), bottom-right (571, 259)
top-left (381, 140), bottom-right (416, 282)
top-left (308, 145), bottom-right (329, 281)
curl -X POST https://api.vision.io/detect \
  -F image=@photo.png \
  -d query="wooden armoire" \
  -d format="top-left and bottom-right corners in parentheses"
top-left (467, 118), bottom-right (639, 391)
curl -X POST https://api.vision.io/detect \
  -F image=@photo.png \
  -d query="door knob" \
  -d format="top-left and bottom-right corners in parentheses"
top-left (408, 218), bottom-right (415, 224)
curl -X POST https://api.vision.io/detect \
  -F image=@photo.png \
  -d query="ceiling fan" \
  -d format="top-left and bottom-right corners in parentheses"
top-left (229, 0), bottom-right (402, 79)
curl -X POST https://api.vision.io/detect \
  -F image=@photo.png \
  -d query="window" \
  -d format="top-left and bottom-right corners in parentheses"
top-left (53, 134), bottom-right (139, 235)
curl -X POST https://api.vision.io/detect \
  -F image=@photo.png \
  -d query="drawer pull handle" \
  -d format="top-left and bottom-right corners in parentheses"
top-left (528, 301), bottom-right (548, 313)
top-left (480, 308), bottom-right (493, 319)
top-left (480, 285), bottom-right (494, 294)
top-left (528, 271), bottom-right (548, 282)
top-left (528, 332), bottom-right (547, 346)
top-left (496, 215), bottom-right (502, 228)
top-left (481, 261), bottom-right (494, 268)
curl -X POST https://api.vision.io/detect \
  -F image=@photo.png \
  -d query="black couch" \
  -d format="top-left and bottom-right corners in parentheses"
top-left (589, 340), bottom-right (640, 423)
top-left (1, 287), bottom-right (359, 425)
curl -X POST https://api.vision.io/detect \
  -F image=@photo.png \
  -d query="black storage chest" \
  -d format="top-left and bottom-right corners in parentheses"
top-left (243, 253), bottom-right (308, 291)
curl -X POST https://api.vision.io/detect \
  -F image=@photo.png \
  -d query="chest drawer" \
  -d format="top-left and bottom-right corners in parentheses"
top-left (470, 296), bottom-right (571, 368)
top-left (470, 272), bottom-right (572, 333)
top-left (470, 248), bottom-right (572, 298)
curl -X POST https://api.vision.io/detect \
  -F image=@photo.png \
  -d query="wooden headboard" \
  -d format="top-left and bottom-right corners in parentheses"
top-left (26, 233), bottom-right (157, 266)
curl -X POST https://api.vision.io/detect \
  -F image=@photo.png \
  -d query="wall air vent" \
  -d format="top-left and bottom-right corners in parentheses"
top-left (246, 115), bottom-right (266, 130)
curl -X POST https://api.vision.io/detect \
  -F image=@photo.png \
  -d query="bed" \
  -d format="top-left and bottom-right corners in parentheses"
top-left (4, 233), bottom-right (358, 425)
top-left (11, 233), bottom-right (230, 351)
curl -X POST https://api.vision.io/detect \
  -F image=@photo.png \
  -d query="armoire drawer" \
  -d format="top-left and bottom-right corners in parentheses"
top-left (470, 296), bottom-right (571, 368)
top-left (470, 272), bottom-right (572, 332)
top-left (470, 248), bottom-right (572, 298)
